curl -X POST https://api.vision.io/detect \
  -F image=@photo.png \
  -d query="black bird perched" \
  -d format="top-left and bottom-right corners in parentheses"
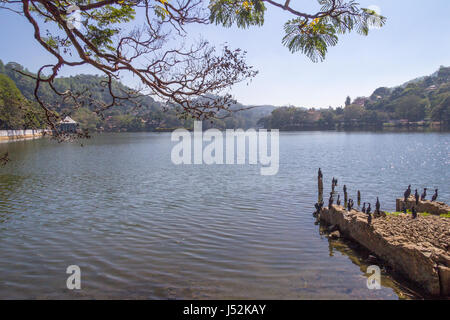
top-left (375, 197), bottom-right (380, 214)
top-left (414, 189), bottom-right (419, 205)
top-left (343, 185), bottom-right (348, 206)
top-left (347, 199), bottom-right (354, 211)
top-left (362, 202), bottom-right (366, 214)
top-left (421, 188), bottom-right (427, 201)
top-left (336, 194), bottom-right (341, 206)
top-left (366, 203), bottom-right (371, 215)
top-left (319, 200), bottom-right (324, 211)
top-left (328, 193), bottom-right (334, 208)
top-left (404, 185), bottom-right (411, 201)
top-left (431, 189), bottom-right (438, 202)
top-left (411, 206), bottom-right (417, 219)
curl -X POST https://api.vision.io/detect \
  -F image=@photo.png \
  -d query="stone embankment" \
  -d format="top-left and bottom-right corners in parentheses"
top-left (0, 129), bottom-right (49, 141)
top-left (319, 205), bottom-right (450, 297)
top-left (396, 196), bottom-right (450, 216)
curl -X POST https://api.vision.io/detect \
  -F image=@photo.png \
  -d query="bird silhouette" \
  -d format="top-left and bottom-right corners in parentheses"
top-left (414, 189), bottom-right (419, 205)
top-left (404, 185), bottom-right (411, 201)
top-left (431, 189), bottom-right (438, 202)
top-left (411, 206), bottom-right (417, 219)
top-left (362, 202), bottom-right (366, 214)
top-left (421, 188), bottom-right (427, 201)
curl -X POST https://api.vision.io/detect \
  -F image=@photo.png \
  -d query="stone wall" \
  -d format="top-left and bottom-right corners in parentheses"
top-left (0, 129), bottom-right (49, 141)
top-left (319, 205), bottom-right (450, 297)
top-left (396, 197), bottom-right (450, 215)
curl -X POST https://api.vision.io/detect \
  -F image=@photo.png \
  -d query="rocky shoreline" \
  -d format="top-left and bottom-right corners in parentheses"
top-left (318, 205), bottom-right (450, 297)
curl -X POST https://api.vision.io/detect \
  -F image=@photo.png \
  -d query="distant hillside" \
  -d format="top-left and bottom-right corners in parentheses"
top-left (259, 66), bottom-right (450, 130)
top-left (0, 60), bottom-right (275, 131)
top-left (364, 66), bottom-right (450, 123)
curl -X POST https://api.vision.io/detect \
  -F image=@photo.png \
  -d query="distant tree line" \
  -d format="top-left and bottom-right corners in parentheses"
top-left (259, 66), bottom-right (450, 130)
top-left (1, 60), bottom-right (448, 132)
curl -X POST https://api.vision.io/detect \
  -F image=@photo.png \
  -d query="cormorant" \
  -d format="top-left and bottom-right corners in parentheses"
top-left (421, 188), bottom-right (427, 201)
top-left (336, 194), bottom-right (341, 206)
top-left (362, 202), bottom-right (366, 214)
top-left (414, 189), bottom-right (419, 205)
top-left (366, 203), bottom-right (371, 215)
top-left (431, 189), bottom-right (438, 202)
top-left (343, 185), bottom-right (348, 205)
top-left (319, 200), bottom-right (324, 211)
top-left (411, 206), bottom-right (417, 219)
top-left (375, 197), bottom-right (380, 214)
top-left (357, 190), bottom-right (361, 204)
top-left (404, 185), bottom-right (411, 201)
top-left (328, 193), bottom-right (334, 208)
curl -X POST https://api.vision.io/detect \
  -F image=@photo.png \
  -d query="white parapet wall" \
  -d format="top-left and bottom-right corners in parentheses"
top-left (0, 129), bottom-right (50, 141)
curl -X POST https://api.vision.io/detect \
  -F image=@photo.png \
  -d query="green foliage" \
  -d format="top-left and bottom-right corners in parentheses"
top-left (0, 61), bottom-right (273, 132)
top-left (365, 66), bottom-right (450, 125)
top-left (209, 0), bottom-right (386, 62)
top-left (209, 0), bottom-right (266, 28)
top-left (0, 73), bottom-right (45, 129)
top-left (282, 17), bottom-right (338, 62)
top-left (259, 66), bottom-right (450, 130)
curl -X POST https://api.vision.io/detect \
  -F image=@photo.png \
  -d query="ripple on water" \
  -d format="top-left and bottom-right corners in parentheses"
top-left (0, 132), bottom-right (448, 299)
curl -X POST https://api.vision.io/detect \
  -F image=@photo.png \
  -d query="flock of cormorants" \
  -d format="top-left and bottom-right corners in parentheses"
top-left (315, 169), bottom-right (440, 225)
top-left (402, 185), bottom-right (439, 219)
top-left (404, 185), bottom-right (438, 203)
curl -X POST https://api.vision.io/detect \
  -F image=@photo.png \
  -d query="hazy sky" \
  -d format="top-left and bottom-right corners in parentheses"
top-left (1, 0), bottom-right (449, 108)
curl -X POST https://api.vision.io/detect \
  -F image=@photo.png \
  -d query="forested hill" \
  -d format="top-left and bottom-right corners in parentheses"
top-left (2, 59), bottom-right (448, 132)
top-left (0, 60), bottom-right (275, 131)
top-left (258, 66), bottom-right (450, 130)
top-left (364, 66), bottom-right (450, 122)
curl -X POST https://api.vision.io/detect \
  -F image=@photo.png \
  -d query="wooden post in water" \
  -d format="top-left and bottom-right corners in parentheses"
top-left (343, 185), bottom-right (348, 208)
top-left (357, 190), bottom-right (361, 207)
top-left (318, 168), bottom-right (323, 203)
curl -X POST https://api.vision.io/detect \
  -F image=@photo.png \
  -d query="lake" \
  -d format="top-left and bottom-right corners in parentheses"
top-left (0, 131), bottom-right (449, 299)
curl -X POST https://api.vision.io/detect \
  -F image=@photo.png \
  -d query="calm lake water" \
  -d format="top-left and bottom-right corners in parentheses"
top-left (0, 131), bottom-right (449, 299)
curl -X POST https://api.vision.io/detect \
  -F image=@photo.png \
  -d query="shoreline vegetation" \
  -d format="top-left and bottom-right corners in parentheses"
top-left (1, 60), bottom-right (449, 134)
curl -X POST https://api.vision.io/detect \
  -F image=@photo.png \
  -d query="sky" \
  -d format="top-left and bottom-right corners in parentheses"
top-left (0, 0), bottom-right (449, 108)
